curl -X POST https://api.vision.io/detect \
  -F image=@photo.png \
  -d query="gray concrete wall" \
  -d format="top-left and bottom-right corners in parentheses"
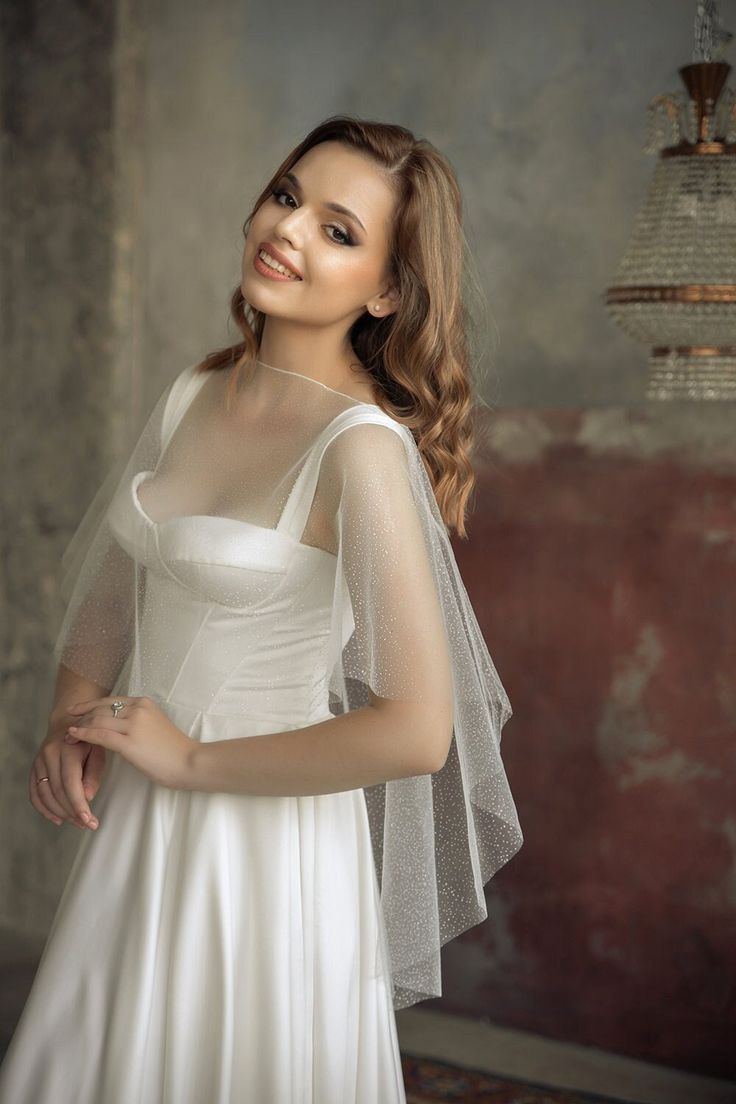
top-left (138, 0), bottom-right (722, 407)
top-left (1, 0), bottom-right (118, 935)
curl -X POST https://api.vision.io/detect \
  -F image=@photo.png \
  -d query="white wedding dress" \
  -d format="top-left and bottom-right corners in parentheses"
top-left (0, 365), bottom-right (407, 1103)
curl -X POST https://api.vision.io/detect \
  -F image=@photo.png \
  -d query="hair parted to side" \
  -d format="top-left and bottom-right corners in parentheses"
top-left (195, 114), bottom-right (494, 538)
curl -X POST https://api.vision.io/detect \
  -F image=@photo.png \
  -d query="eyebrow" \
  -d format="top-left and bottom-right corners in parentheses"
top-left (281, 171), bottom-right (367, 234)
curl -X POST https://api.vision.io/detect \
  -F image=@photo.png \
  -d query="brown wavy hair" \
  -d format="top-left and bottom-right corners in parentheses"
top-left (193, 114), bottom-right (491, 538)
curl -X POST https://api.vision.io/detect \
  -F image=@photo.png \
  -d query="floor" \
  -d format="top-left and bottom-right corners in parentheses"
top-left (395, 1007), bottom-right (736, 1104)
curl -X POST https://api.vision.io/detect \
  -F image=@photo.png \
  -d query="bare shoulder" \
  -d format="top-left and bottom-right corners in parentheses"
top-left (321, 416), bottom-right (411, 485)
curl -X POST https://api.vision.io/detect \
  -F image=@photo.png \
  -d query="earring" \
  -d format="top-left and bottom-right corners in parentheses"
top-left (373, 304), bottom-right (380, 312)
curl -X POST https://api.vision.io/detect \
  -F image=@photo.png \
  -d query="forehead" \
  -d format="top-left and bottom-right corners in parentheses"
top-left (289, 142), bottom-right (396, 231)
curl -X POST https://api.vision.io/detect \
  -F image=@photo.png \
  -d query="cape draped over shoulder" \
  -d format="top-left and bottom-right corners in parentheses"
top-left (52, 357), bottom-right (524, 1011)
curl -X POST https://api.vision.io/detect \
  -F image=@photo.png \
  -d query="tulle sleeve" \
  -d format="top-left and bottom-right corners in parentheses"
top-left (50, 370), bottom-right (186, 697)
top-left (320, 414), bottom-right (524, 1010)
top-left (328, 419), bottom-right (454, 720)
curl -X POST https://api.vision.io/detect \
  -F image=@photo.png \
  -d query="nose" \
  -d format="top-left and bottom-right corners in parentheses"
top-left (274, 206), bottom-right (306, 249)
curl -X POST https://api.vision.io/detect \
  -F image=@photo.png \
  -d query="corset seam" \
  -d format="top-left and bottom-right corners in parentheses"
top-left (162, 603), bottom-right (216, 704)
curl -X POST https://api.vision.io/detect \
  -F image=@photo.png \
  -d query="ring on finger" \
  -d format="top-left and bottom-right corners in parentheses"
top-left (35, 775), bottom-right (70, 820)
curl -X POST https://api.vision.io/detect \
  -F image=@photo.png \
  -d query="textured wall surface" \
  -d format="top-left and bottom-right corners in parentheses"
top-left (2, 0), bottom-right (734, 1081)
top-left (1, 1), bottom-right (118, 933)
top-left (443, 405), bottom-right (736, 1078)
top-left (134, 0), bottom-right (716, 409)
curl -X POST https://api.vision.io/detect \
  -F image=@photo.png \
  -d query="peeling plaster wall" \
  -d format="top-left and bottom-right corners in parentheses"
top-left (445, 406), bottom-right (736, 1077)
top-left (2, 0), bottom-right (735, 1080)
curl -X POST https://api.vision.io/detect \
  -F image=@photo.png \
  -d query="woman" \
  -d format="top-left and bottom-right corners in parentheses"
top-left (0, 116), bottom-right (523, 1103)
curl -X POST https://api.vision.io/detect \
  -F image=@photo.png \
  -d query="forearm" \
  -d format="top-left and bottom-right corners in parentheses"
top-left (52, 548), bottom-right (140, 711)
top-left (50, 662), bottom-right (112, 724)
top-left (186, 701), bottom-right (445, 797)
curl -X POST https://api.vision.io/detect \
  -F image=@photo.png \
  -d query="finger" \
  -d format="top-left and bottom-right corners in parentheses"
top-left (67, 708), bottom-right (128, 740)
top-left (60, 745), bottom-right (98, 828)
top-left (33, 747), bottom-right (97, 831)
top-left (31, 753), bottom-right (74, 822)
top-left (29, 768), bottom-right (89, 829)
top-left (44, 746), bottom-right (84, 823)
top-left (67, 695), bottom-right (130, 715)
top-left (67, 726), bottom-right (120, 752)
top-left (82, 745), bottom-right (107, 800)
top-left (28, 773), bottom-right (64, 826)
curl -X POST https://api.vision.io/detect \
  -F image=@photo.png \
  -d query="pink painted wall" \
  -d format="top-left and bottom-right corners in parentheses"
top-left (434, 407), bottom-right (736, 1081)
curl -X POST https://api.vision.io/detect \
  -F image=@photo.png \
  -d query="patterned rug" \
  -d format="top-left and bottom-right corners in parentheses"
top-left (400, 1053), bottom-right (636, 1104)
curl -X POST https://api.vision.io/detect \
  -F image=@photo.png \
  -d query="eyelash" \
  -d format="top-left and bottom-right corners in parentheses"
top-left (269, 188), bottom-right (356, 246)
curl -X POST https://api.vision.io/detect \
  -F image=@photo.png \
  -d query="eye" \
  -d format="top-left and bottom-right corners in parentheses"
top-left (327, 225), bottom-right (353, 246)
top-left (271, 187), bottom-right (297, 210)
top-left (269, 188), bottom-right (355, 246)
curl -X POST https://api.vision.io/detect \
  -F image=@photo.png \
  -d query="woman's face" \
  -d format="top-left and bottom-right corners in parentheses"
top-left (241, 141), bottom-right (399, 328)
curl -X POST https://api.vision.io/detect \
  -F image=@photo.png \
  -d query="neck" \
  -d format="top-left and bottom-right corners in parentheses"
top-left (255, 319), bottom-right (377, 404)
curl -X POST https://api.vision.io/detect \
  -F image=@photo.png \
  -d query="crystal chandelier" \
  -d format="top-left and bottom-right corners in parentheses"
top-left (605, 0), bottom-right (736, 401)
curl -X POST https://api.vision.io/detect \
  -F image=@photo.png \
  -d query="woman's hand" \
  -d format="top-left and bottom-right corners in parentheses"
top-left (30, 711), bottom-right (106, 830)
top-left (64, 695), bottom-right (193, 795)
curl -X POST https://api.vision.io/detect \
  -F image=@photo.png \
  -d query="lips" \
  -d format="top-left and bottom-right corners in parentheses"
top-left (257, 241), bottom-right (303, 279)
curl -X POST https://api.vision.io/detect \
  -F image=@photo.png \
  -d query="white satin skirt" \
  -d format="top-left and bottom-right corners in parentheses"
top-left (0, 701), bottom-right (407, 1103)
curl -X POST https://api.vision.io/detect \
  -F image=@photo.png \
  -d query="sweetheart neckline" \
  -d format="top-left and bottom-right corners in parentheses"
top-left (129, 471), bottom-right (338, 564)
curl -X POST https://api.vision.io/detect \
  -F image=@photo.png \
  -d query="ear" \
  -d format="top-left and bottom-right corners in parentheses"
top-left (385, 286), bottom-right (400, 315)
top-left (370, 286), bottom-right (400, 319)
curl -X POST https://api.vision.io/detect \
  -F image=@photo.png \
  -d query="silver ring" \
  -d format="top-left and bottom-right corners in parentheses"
top-left (36, 776), bottom-right (50, 785)
top-left (111, 699), bottom-right (125, 718)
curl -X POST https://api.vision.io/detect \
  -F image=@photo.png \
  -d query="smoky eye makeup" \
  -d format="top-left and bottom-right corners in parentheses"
top-left (269, 185), bottom-right (358, 247)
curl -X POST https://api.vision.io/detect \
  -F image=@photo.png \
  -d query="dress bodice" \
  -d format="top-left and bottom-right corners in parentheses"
top-left (104, 365), bottom-right (406, 724)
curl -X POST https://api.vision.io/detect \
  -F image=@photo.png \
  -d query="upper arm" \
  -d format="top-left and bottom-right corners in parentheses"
top-left (321, 421), bottom-right (455, 767)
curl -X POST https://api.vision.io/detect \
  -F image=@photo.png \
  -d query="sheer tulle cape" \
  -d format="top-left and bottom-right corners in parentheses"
top-left (51, 358), bottom-right (523, 1010)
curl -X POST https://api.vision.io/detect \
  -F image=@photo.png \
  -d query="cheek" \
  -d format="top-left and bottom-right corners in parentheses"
top-left (310, 250), bottom-right (378, 297)
top-left (243, 207), bottom-right (381, 298)
top-left (244, 205), bottom-right (270, 248)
